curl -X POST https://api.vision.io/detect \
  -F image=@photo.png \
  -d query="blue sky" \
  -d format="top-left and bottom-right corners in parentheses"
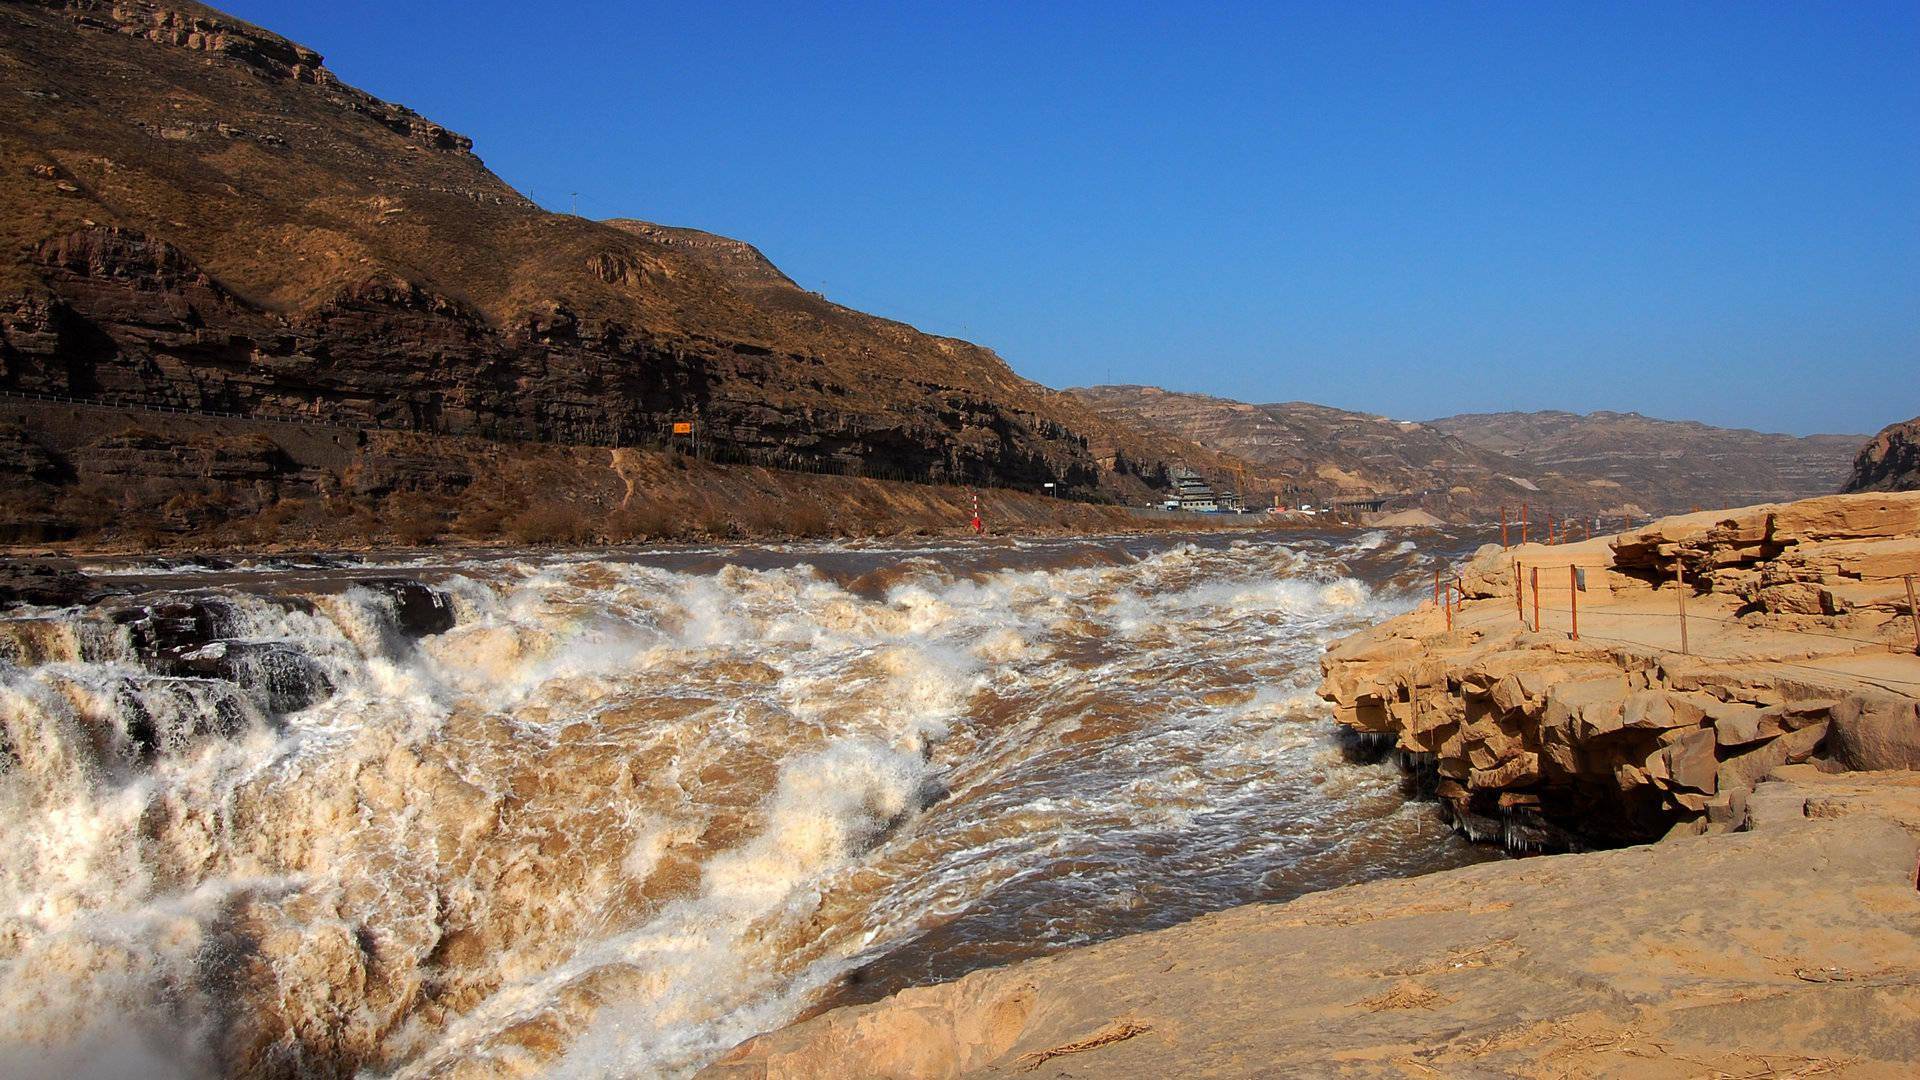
top-left (225, 1), bottom-right (1917, 435)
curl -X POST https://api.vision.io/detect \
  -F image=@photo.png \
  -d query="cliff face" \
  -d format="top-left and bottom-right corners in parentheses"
top-left (1319, 492), bottom-right (1920, 848)
top-left (0, 0), bottom-right (1209, 515)
top-left (1431, 409), bottom-right (1863, 513)
top-left (1846, 416), bottom-right (1920, 493)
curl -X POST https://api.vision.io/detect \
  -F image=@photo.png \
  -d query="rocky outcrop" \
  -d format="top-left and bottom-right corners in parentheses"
top-left (702, 815), bottom-right (1920, 1078)
top-left (1319, 492), bottom-right (1920, 847)
top-left (1846, 415), bottom-right (1920, 493)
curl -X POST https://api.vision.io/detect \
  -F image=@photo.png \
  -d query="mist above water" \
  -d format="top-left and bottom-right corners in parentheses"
top-left (0, 530), bottom-right (1494, 1077)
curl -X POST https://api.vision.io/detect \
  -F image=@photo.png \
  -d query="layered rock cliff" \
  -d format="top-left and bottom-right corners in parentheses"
top-left (1319, 492), bottom-right (1920, 847)
top-left (0, 0), bottom-right (1236, 540)
top-left (1846, 415), bottom-right (1920, 493)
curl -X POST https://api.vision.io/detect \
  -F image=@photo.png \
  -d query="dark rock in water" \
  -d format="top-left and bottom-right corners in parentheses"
top-left (116, 597), bottom-right (235, 658)
top-left (365, 578), bottom-right (455, 637)
top-left (0, 559), bottom-right (104, 608)
top-left (110, 675), bottom-right (259, 763)
top-left (147, 554), bottom-right (239, 572)
top-left (158, 640), bottom-right (333, 715)
top-left (114, 595), bottom-right (332, 714)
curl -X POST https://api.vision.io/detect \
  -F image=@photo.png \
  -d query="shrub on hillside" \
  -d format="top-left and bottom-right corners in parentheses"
top-left (505, 503), bottom-right (591, 545)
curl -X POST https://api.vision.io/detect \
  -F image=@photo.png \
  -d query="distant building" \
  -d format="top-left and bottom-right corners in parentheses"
top-left (1163, 467), bottom-right (1220, 511)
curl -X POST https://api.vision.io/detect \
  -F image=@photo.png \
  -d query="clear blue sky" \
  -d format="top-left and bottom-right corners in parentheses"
top-left (224, 1), bottom-right (1917, 436)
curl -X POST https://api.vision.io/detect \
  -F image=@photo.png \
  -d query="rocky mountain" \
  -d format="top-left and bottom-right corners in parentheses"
top-left (0, 0), bottom-right (1225, 544)
top-left (1844, 415), bottom-right (1920, 493)
top-left (1429, 410), bottom-right (1863, 513)
top-left (1069, 385), bottom-right (1647, 521)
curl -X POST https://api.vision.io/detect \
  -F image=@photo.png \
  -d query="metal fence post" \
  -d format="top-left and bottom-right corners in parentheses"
top-left (1676, 562), bottom-right (1690, 656)
top-left (1569, 564), bottom-right (1578, 641)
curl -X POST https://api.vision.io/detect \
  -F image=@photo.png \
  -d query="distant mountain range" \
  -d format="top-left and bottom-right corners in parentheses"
top-left (1069, 387), bottom-right (1865, 519)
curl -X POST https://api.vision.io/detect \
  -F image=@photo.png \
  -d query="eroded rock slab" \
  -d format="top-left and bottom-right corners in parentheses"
top-left (702, 818), bottom-right (1920, 1078)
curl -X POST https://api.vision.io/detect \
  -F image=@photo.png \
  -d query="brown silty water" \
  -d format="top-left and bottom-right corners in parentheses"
top-left (0, 529), bottom-right (1497, 1077)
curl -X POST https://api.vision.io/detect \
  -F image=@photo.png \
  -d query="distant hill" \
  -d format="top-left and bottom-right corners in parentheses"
top-left (1068, 386), bottom-right (1645, 521)
top-left (1429, 411), bottom-right (1863, 512)
top-left (1070, 387), bottom-right (1868, 521)
top-left (1844, 416), bottom-right (1920, 493)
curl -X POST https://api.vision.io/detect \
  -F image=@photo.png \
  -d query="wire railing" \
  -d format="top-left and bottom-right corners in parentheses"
top-left (1427, 561), bottom-right (1920, 695)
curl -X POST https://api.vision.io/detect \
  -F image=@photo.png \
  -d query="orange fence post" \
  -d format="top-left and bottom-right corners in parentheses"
top-left (1501, 505), bottom-right (1509, 550)
top-left (1445, 583), bottom-right (1453, 632)
top-left (1514, 561), bottom-right (1523, 623)
top-left (1433, 569), bottom-right (1441, 607)
top-left (1675, 562), bottom-right (1690, 656)
top-left (1531, 567), bottom-right (1540, 632)
top-left (1521, 502), bottom-right (1529, 545)
top-left (1569, 564), bottom-right (1579, 641)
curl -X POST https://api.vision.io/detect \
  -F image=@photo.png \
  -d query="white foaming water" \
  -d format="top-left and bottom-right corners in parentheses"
top-left (0, 532), bottom-right (1490, 1077)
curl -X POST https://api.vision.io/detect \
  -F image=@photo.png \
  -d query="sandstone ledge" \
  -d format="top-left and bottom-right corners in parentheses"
top-left (702, 816), bottom-right (1920, 1078)
top-left (1319, 492), bottom-right (1920, 847)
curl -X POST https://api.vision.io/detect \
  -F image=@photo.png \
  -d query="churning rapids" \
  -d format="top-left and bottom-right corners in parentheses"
top-left (0, 530), bottom-right (1496, 1078)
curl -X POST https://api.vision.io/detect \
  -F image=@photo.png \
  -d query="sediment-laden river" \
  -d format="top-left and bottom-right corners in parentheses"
top-left (0, 530), bottom-right (1494, 1077)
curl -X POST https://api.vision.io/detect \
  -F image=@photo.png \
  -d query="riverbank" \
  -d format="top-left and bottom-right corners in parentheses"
top-left (703, 813), bottom-right (1920, 1078)
top-left (701, 492), bottom-right (1920, 1077)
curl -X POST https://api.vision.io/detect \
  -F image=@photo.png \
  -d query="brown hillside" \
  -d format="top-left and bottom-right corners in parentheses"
top-left (0, 0), bottom-right (1229, 509)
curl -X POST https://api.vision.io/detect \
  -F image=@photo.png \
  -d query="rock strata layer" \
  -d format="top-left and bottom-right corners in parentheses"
top-left (1319, 491), bottom-right (1920, 846)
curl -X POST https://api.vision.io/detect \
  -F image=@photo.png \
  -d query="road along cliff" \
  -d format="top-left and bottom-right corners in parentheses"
top-left (1320, 491), bottom-right (1920, 848)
